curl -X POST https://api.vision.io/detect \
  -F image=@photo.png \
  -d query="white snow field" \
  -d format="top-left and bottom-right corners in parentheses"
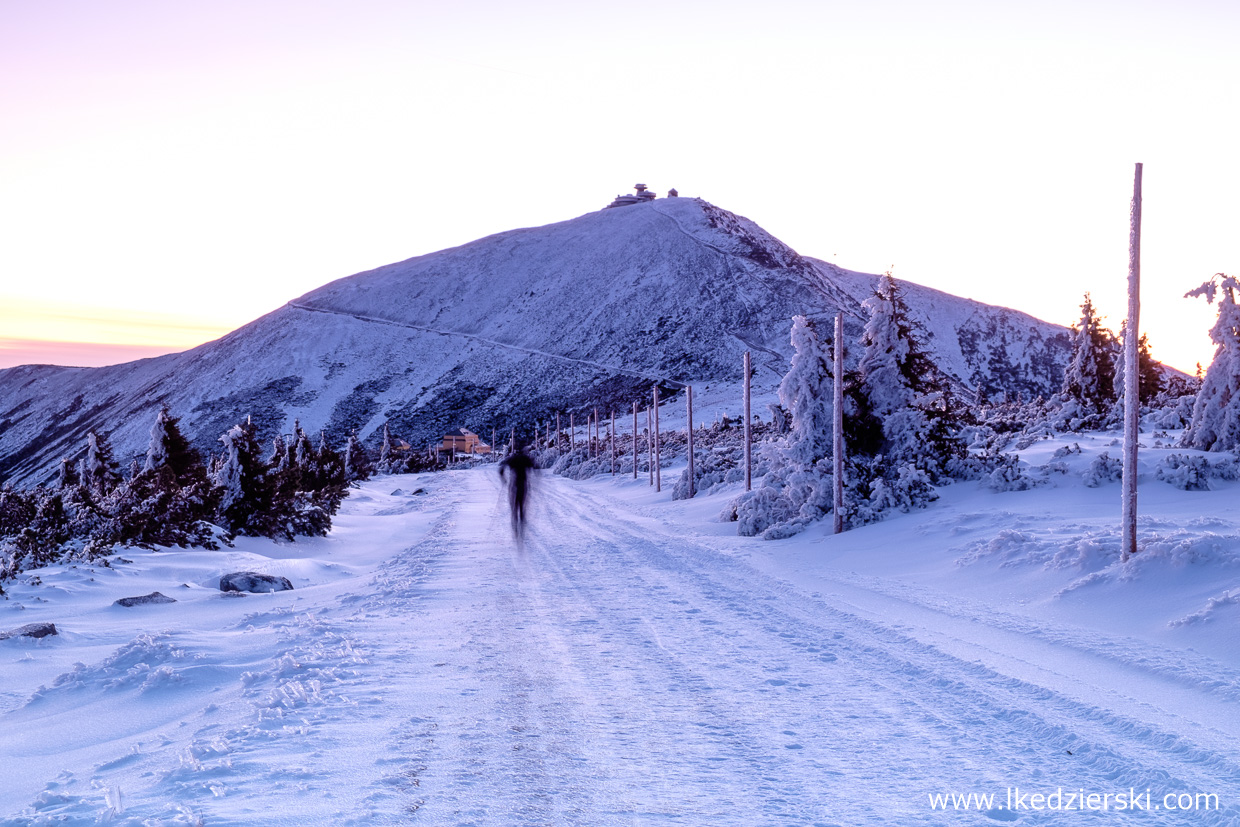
top-left (2, 432), bottom-right (1239, 825)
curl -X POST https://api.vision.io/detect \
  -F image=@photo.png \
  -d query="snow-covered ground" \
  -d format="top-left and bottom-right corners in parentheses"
top-left (2, 430), bottom-right (1239, 825)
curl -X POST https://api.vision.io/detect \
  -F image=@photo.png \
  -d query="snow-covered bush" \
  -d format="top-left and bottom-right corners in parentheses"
top-left (985, 454), bottom-right (1041, 492)
top-left (1082, 452), bottom-right (1123, 487)
top-left (1155, 454), bottom-right (1212, 491)
top-left (672, 446), bottom-right (743, 500)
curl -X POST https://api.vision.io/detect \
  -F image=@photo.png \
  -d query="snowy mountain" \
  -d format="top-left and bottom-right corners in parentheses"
top-left (0, 195), bottom-right (1070, 486)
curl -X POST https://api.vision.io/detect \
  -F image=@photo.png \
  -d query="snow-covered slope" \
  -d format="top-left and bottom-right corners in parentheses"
top-left (0, 197), bottom-right (1070, 486)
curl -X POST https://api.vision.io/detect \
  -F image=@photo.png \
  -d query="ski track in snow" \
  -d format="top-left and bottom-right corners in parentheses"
top-left (2, 470), bottom-right (1238, 824)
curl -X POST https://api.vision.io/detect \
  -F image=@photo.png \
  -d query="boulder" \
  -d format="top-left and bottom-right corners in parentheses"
top-left (0, 622), bottom-right (58, 640)
top-left (113, 591), bottom-right (177, 607)
top-left (219, 572), bottom-right (294, 594)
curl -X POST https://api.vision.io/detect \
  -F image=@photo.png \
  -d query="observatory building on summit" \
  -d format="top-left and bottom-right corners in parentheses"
top-left (606, 183), bottom-right (678, 209)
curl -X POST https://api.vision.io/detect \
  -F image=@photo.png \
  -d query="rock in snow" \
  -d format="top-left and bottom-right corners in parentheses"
top-left (0, 622), bottom-right (58, 640)
top-left (219, 572), bottom-right (294, 594)
top-left (112, 592), bottom-right (177, 607)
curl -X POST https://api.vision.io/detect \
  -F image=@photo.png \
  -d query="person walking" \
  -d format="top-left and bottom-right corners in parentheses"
top-left (498, 443), bottom-right (538, 540)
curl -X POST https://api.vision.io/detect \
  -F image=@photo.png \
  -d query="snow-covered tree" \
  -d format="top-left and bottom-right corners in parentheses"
top-left (142, 407), bottom-right (205, 487)
top-left (344, 432), bottom-right (372, 482)
top-left (212, 422), bottom-right (273, 535)
top-left (57, 457), bottom-right (78, 490)
top-left (1061, 293), bottom-right (1117, 414)
top-left (855, 274), bottom-right (961, 479)
top-left (1182, 274), bottom-right (1240, 451)
top-left (778, 315), bottom-right (835, 466)
top-left (379, 423), bottom-right (393, 471)
top-left (82, 431), bottom-right (120, 495)
top-left (293, 420), bottom-right (314, 472)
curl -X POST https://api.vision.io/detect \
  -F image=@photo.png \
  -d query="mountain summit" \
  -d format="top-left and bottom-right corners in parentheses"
top-left (0, 196), bottom-right (1068, 485)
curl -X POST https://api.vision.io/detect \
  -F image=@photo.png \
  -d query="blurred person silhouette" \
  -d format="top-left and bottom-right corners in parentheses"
top-left (498, 442), bottom-right (538, 541)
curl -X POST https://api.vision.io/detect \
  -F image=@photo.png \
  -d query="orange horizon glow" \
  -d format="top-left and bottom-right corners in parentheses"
top-left (0, 297), bottom-right (236, 369)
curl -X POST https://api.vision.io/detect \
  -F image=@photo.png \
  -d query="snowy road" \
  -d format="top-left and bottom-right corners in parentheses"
top-left (3, 468), bottom-right (1239, 824)
top-left (374, 472), bottom-right (1240, 825)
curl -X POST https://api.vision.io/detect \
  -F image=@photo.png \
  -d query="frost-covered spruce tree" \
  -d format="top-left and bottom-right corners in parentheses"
top-left (379, 423), bottom-right (393, 471)
top-left (212, 421), bottom-right (273, 536)
top-left (57, 457), bottom-right (79, 490)
top-left (725, 315), bottom-right (840, 538)
top-left (779, 315), bottom-right (836, 466)
top-left (143, 406), bottom-right (205, 487)
top-left (1182, 274), bottom-right (1240, 451)
top-left (293, 421), bottom-right (314, 472)
top-left (344, 432), bottom-right (372, 482)
top-left (1061, 293), bottom-right (1117, 415)
top-left (856, 273), bottom-right (961, 480)
top-left (82, 431), bottom-right (121, 495)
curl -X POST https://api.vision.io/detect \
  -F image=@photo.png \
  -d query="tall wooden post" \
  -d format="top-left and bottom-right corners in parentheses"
top-left (649, 406), bottom-right (659, 486)
top-left (556, 412), bottom-right (562, 453)
top-left (1122, 163), bottom-right (1143, 561)
top-left (610, 410), bottom-right (616, 475)
top-left (687, 386), bottom-right (695, 498)
top-left (570, 412), bottom-right (575, 450)
top-left (743, 350), bottom-right (752, 491)
top-left (653, 384), bottom-right (661, 492)
top-left (833, 313), bottom-right (845, 534)
top-left (633, 401), bottom-right (639, 479)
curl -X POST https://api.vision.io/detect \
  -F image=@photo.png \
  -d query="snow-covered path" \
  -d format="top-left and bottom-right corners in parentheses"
top-left (3, 468), bottom-right (1239, 824)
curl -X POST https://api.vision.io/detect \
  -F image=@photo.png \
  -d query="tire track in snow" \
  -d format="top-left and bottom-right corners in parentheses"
top-left (517, 473), bottom-right (1240, 825)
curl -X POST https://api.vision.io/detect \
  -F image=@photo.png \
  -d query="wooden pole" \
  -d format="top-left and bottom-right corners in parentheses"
top-left (556, 412), bottom-right (562, 453)
top-left (570, 412), bottom-right (575, 450)
top-left (653, 385), bottom-right (661, 492)
top-left (610, 410), bottom-right (616, 475)
top-left (633, 401), bottom-right (639, 479)
top-left (833, 313), bottom-right (845, 534)
top-left (743, 350), bottom-right (752, 492)
top-left (686, 385), bottom-right (695, 498)
top-left (649, 406), bottom-right (659, 486)
top-left (1121, 162), bottom-right (1143, 561)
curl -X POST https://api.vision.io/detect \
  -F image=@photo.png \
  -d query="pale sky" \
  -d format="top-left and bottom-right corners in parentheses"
top-left (2, 0), bottom-right (1237, 373)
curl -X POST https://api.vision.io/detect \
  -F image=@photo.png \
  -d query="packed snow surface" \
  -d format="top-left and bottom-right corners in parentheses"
top-left (2, 430), bottom-right (1239, 824)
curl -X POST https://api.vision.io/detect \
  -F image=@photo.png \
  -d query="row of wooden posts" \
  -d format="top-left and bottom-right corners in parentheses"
top-left (503, 345), bottom-right (849, 531)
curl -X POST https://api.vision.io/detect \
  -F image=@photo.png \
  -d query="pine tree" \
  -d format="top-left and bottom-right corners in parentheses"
top-left (143, 406), bottom-right (205, 487)
top-left (82, 431), bottom-right (121, 495)
top-left (379, 423), bottom-right (393, 471)
top-left (1061, 293), bottom-right (1117, 414)
top-left (778, 315), bottom-right (835, 466)
top-left (57, 457), bottom-right (79, 490)
top-left (212, 421), bottom-right (274, 536)
top-left (1182, 274), bottom-right (1240, 450)
top-left (856, 273), bottom-right (961, 479)
top-left (1137, 333), bottom-right (1163, 403)
top-left (344, 432), bottom-right (372, 482)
